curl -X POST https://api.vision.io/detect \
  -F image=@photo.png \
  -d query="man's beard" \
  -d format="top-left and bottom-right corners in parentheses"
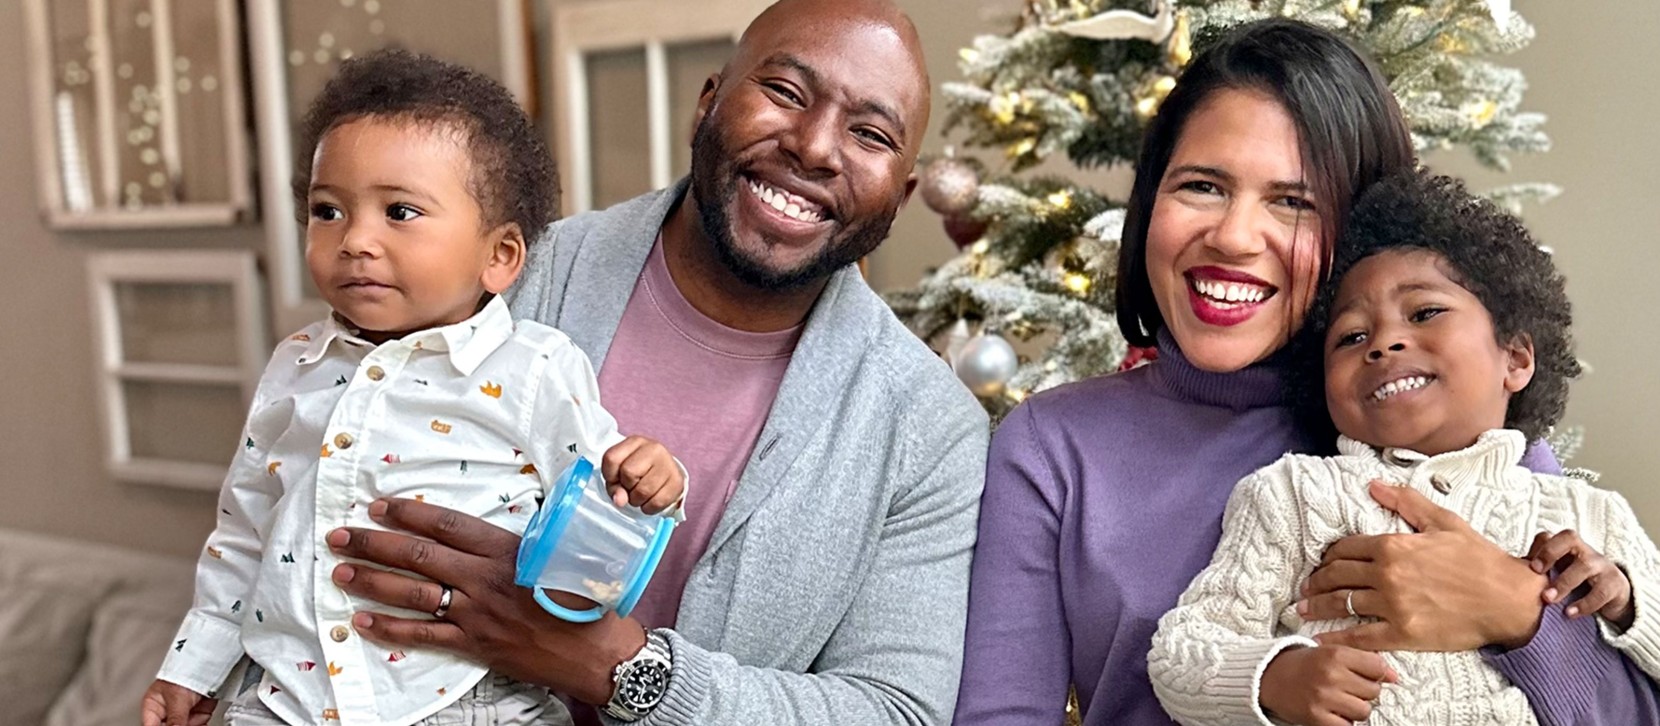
top-left (689, 116), bottom-right (898, 292)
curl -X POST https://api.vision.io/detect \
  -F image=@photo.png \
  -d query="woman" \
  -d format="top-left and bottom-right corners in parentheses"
top-left (953, 18), bottom-right (1658, 726)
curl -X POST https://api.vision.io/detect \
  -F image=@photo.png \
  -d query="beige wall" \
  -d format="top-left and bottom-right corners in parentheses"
top-left (0, 0), bottom-right (253, 558)
top-left (2, 0), bottom-right (1656, 559)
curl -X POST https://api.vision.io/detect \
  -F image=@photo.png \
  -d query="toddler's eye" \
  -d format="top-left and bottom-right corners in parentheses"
top-left (1410, 307), bottom-right (1446, 323)
top-left (310, 204), bottom-right (343, 222)
top-left (387, 203), bottom-right (422, 222)
top-left (1334, 330), bottom-right (1367, 348)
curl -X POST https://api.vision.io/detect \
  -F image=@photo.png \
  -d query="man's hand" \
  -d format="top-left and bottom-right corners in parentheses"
top-left (140, 679), bottom-right (215, 726)
top-left (1529, 529), bottom-right (1635, 630)
top-left (325, 498), bottom-right (647, 705)
top-left (1298, 481), bottom-right (1548, 652)
top-left (1260, 645), bottom-right (1397, 726)
top-left (602, 436), bottom-right (685, 515)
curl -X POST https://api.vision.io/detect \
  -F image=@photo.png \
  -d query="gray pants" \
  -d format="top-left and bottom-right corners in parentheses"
top-left (225, 671), bottom-right (574, 726)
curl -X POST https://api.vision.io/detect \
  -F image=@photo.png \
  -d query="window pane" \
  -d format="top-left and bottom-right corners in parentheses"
top-left (586, 48), bottom-right (651, 208)
top-left (124, 380), bottom-right (244, 466)
top-left (667, 39), bottom-right (735, 178)
top-left (115, 282), bottom-right (240, 367)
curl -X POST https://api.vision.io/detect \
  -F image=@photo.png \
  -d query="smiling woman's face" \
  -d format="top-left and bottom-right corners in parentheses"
top-left (1145, 88), bottom-right (1326, 373)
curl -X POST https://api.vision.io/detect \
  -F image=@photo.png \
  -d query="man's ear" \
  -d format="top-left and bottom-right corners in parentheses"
top-left (1503, 332), bottom-right (1536, 394)
top-left (689, 74), bottom-right (720, 146)
top-left (481, 223), bottom-right (526, 295)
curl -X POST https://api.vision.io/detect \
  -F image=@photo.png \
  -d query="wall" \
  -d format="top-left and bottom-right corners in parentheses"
top-left (0, 0), bottom-right (256, 558)
top-left (874, 0), bottom-right (1660, 527)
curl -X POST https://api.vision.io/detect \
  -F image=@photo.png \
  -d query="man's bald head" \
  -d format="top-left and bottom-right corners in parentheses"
top-left (725, 0), bottom-right (930, 145)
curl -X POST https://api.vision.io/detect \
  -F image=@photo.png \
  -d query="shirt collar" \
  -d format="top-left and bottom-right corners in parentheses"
top-left (1337, 428), bottom-right (1528, 496)
top-left (292, 296), bottom-right (516, 376)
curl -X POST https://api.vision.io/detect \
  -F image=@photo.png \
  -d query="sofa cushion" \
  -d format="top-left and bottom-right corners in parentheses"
top-left (45, 584), bottom-right (195, 726)
top-left (0, 532), bottom-right (108, 726)
top-left (0, 528), bottom-right (196, 726)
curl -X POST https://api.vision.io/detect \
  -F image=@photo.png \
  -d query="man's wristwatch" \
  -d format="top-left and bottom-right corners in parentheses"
top-left (604, 630), bottom-right (673, 721)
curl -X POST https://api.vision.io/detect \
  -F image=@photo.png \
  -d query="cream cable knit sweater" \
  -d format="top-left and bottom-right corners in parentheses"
top-left (1148, 429), bottom-right (1660, 726)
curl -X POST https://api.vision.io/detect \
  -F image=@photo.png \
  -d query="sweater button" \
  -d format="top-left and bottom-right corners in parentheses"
top-left (1431, 474), bottom-right (1451, 493)
top-left (334, 433), bottom-right (354, 450)
top-left (330, 625), bottom-right (350, 642)
top-left (366, 366), bottom-right (385, 381)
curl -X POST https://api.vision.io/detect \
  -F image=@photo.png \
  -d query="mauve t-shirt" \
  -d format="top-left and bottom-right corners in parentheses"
top-left (595, 238), bottom-right (799, 630)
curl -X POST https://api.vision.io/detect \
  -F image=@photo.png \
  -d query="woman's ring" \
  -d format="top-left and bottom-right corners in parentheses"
top-left (1344, 589), bottom-right (1358, 618)
top-left (433, 584), bottom-right (454, 619)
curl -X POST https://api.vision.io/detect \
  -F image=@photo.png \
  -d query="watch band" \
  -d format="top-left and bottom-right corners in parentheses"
top-left (604, 630), bottom-right (673, 721)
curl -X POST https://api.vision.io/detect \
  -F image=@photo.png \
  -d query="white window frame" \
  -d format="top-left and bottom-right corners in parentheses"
top-left (23, 0), bottom-right (252, 229)
top-left (551, 0), bottom-right (770, 215)
top-left (86, 250), bottom-right (267, 490)
top-left (247, 0), bottom-right (534, 336)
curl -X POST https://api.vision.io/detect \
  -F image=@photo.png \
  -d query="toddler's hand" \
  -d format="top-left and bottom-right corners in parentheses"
top-left (1260, 644), bottom-right (1396, 726)
top-left (601, 436), bottom-right (685, 516)
top-left (1529, 529), bottom-right (1635, 629)
top-left (140, 679), bottom-right (216, 726)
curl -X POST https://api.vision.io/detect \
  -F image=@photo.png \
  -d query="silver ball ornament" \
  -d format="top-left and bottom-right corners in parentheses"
top-left (921, 157), bottom-right (981, 216)
top-left (953, 332), bottom-right (1019, 398)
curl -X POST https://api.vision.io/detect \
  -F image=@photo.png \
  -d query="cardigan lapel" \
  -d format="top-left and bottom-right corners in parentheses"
top-left (700, 265), bottom-right (875, 559)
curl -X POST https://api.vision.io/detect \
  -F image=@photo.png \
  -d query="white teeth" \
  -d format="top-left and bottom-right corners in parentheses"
top-left (1192, 278), bottom-right (1269, 304)
top-left (748, 178), bottom-right (824, 222)
top-left (1373, 375), bottom-right (1432, 401)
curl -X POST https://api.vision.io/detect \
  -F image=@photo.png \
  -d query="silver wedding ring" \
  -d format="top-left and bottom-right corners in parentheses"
top-left (433, 584), bottom-right (454, 619)
top-left (1345, 589), bottom-right (1358, 618)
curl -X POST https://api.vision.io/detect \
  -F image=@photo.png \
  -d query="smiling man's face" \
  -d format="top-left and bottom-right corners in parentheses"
top-left (687, 0), bottom-right (928, 291)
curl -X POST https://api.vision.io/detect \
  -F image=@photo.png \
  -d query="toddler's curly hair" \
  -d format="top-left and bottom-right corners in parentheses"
top-left (294, 48), bottom-right (558, 243)
top-left (1293, 170), bottom-right (1579, 444)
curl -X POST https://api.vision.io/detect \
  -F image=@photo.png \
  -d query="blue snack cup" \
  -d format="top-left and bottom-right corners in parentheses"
top-left (515, 457), bottom-right (675, 622)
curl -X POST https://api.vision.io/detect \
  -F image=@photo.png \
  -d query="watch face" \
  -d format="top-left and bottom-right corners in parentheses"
top-left (619, 661), bottom-right (669, 709)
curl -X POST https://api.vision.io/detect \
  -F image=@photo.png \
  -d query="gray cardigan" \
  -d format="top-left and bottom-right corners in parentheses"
top-left (508, 181), bottom-right (989, 726)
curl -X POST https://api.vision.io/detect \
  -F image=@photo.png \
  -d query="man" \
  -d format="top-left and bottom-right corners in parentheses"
top-left (323, 0), bottom-right (990, 723)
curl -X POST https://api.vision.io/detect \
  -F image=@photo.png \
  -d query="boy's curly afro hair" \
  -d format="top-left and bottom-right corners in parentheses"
top-left (1292, 170), bottom-right (1580, 445)
top-left (293, 48), bottom-right (558, 244)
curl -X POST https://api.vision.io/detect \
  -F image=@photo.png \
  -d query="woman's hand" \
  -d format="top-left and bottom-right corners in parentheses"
top-left (324, 498), bottom-right (646, 705)
top-left (1297, 481), bottom-right (1549, 652)
top-left (1259, 645), bottom-right (1396, 726)
top-left (1529, 529), bottom-right (1635, 630)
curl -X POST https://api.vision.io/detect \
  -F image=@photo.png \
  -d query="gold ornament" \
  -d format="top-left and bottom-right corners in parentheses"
top-left (1168, 10), bottom-right (1192, 67)
top-left (1063, 271), bottom-right (1092, 294)
top-left (1461, 99), bottom-right (1499, 128)
top-left (1046, 190), bottom-right (1073, 209)
top-left (1068, 91), bottom-right (1091, 113)
top-left (1342, 0), bottom-right (1361, 19)
top-left (990, 92), bottom-right (1020, 125)
top-left (1008, 137), bottom-right (1038, 158)
top-left (1135, 75), bottom-right (1178, 119)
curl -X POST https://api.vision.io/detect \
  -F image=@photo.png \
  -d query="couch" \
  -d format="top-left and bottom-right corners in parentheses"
top-left (0, 527), bottom-right (198, 726)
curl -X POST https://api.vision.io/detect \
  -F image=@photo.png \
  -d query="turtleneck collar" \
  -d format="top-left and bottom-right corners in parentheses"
top-left (1338, 428), bottom-right (1528, 497)
top-left (1145, 328), bottom-right (1288, 411)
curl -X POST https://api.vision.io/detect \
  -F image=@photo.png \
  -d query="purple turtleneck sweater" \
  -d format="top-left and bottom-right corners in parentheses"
top-left (954, 331), bottom-right (1658, 726)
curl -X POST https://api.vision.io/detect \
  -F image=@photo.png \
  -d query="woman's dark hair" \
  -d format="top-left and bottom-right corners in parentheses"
top-left (1116, 18), bottom-right (1416, 346)
top-left (293, 49), bottom-right (558, 244)
top-left (1293, 170), bottom-right (1578, 443)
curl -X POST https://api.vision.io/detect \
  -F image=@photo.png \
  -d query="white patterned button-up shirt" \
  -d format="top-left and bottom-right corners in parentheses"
top-left (156, 297), bottom-right (626, 726)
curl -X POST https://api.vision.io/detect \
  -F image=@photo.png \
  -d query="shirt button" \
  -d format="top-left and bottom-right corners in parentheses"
top-left (334, 433), bottom-right (354, 450)
top-left (1431, 474), bottom-right (1452, 493)
top-left (330, 625), bottom-right (350, 642)
top-left (366, 365), bottom-right (385, 381)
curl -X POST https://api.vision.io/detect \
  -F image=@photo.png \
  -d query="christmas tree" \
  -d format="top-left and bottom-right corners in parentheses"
top-left (885, 0), bottom-right (1555, 422)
